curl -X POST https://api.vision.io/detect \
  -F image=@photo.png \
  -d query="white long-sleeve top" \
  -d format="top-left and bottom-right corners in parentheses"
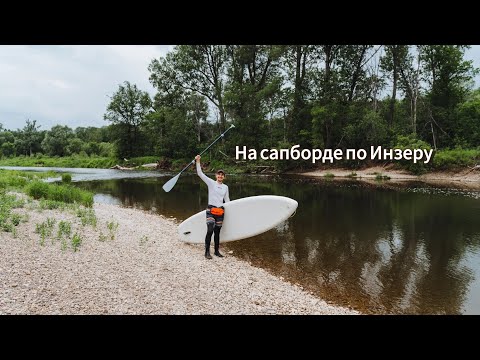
top-left (196, 162), bottom-right (230, 207)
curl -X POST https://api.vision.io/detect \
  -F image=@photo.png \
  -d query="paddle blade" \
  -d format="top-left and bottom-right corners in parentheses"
top-left (162, 174), bottom-right (180, 192)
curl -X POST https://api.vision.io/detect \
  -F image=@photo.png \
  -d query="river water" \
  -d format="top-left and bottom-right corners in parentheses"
top-left (3, 166), bottom-right (479, 314)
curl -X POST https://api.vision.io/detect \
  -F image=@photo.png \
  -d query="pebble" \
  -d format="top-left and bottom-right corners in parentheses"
top-left (0, 196), bottom-right (358, 315)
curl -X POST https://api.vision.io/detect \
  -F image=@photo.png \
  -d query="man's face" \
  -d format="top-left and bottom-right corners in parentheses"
top-left (216, 173), bottom-right (225, 183)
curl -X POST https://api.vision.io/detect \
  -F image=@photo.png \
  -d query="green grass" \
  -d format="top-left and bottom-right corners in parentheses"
top-left (0, 191), bottom-right (25, 232)
top-left (0, 155), bottom-right (163, 169)
top-left (431, 148), bottom-right (480, 170)
top-left (39, 199), bottom-right (65, 210)
top-left (107, 220), bottom-right (119, 240)
top-left (0, 169), bottom-right (93, 210)
top-left (0, 169), bottom-right (57, 190)
top-left (57, 220), bottom-right (72, 240)
top-left (26, 181), bottom-right (94, 207)
top-left (35, 218), bottom-right (56, 245)
top-left (61, 173), bottom-right (72, 184)
top-left (0, 155), bottom-right (117, 168)
top-left (71, 233), bottom-right (82, 252)
top-left (77, 208), bottom-right (97, 227)
top-left (324, 172), bottom-right (335, 178)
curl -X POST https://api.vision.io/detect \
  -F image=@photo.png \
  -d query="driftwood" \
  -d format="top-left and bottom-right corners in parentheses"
top-left (110, 164), bottom-right (134, 171)
top-left (465, 164), bottom-right (480, 174)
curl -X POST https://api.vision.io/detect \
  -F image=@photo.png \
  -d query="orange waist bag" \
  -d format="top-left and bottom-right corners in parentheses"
top-left (210, 207), bottom-right (224, 216)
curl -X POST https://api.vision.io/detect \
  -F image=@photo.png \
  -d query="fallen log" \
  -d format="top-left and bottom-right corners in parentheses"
top-left (465, 164), bottom-right (480, 174)
top-left (110, 164), bottom-right (134, 170)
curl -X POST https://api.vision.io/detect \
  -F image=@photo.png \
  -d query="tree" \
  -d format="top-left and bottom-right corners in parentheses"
top-left (41, 125), bottom-right (74, 156)
top-left (380, 46), bottom-right (410, 127)
top-left (453, 88), bottom-right (480, 147)
top-left (225, 45), bottom-right (284, 150)
top-left (398, 46), bottom-right (422, 135)
top-left (337, 45), bottom-right (373, 103)
top-left (66, 138), bottom-right (84, 155)
top-left (22, 119), bottom-right (42, 156)
top-left (75, 126), bottom-right (107, 143)
top-left (0, 131), bottom-right (15, 157)
top-left (185, 93), bottom-right (208, 143)
top-left (420, 45), bottom-right (478, 147)
top-left (104, 81), bottom-right (152, 158)
top-left (149, 46), bottom-right (228, 132)
top-left (282, 45), bottom-right (319, 145)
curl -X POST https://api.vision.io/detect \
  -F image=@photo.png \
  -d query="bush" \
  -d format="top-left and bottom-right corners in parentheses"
top-left (431, 148), bottom-right (480, 170)
top-left (61, 173), bottom-right (72, 184)
top-left (393, 134), bottom-right (432, 175)
top-left (26, 181), bottom-right (94, 207)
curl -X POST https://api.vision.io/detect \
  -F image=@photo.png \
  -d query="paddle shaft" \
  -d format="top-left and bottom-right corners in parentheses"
top-left (177, 124), bottom-right (235, 176)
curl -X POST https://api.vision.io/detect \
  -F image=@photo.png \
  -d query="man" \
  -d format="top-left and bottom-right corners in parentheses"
top-left (195, 154), bottom-right (230, 259)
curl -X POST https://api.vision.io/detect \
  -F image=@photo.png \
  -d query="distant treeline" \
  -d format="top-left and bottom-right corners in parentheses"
top-left (1, 45), bottom-right (479, 171)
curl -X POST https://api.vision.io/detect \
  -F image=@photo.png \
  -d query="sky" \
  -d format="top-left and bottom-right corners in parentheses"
top-left (0, 45), bottom-right (174, 131)
top-left (0, 45), bottom-right (479, 132)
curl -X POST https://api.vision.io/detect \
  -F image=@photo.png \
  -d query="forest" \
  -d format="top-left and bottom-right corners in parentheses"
top-left (1, 45), bottom-right (479, 173)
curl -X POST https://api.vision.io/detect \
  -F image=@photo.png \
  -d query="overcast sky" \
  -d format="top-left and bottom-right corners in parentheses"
top-left (1, 45), bottom-right (479, 131)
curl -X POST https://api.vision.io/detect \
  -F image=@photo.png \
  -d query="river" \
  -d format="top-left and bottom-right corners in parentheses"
top-left (3, 166), bottom-right (480, 314)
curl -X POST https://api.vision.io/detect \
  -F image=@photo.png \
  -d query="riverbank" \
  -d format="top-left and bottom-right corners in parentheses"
top-left (0, 194), bottom-right (357, 315)
top-left (297, 164), bottom-right (480, 189)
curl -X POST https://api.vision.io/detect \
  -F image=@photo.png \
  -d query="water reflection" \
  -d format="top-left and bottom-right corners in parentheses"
top-left (75, 174), bottom-right (480, 314)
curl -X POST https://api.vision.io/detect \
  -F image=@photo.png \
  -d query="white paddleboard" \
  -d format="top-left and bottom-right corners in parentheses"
top-left (178, 195), bottom-right (298, 243)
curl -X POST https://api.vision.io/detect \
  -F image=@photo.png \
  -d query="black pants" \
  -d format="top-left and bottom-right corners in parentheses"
top-left (205, 205), bottom-right (224, 253)
top-left (205, 223), bottom-right (221, 253)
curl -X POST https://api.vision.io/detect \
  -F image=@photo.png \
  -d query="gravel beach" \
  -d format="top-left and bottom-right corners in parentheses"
top-left (0, 197), bottom-right (358, 315)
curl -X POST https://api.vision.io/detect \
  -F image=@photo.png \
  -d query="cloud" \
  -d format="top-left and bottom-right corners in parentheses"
top-left (0, 45), bottom-right (478, 132)
top-left (0, 45), bottom-right (172, 131)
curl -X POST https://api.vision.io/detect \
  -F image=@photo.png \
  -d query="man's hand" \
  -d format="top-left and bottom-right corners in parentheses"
top-left (195, 155), bottom-right (201, 163)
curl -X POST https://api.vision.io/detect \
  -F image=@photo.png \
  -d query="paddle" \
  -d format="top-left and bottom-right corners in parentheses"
top-left (162, 124), bottom-right (235, 192)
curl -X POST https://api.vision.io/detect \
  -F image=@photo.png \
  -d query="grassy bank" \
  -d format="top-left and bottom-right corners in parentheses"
top-left (1, 148), bottom-right (478, 175)
top-left (0, 155), bottom-right (117, 168)
top-left (0, 169), bottom-right (94, 235)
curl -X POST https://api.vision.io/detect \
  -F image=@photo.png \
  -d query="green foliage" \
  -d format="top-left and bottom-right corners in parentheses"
top-left (0, 154), bottom-right (117, 168)
top-left (39, 199), bottom-right (65, 210)
top-left (57, 220), bottom-right (72, 240)
top-left (343, 108), bottom-right (389, 149)
top-left (394, 134), bottom-right (432, 174)
top-left (0, 170), bottom-right (28, 189)
top-left (420, 46), bottom-right (479, 147)
top-left (453, 89), bottom-right (480, 147)
top-left (0, 46), bottom-right (478, 175)
top-left (35, 218), bottom-right (56, 245)
top-left (104, 81), bottom-right (152, 158)
top-left (61, 173), bottom-right (72, 184)
top-left (41, 125), bottom-right (75, 157)
top-left (431, 148), bottom-right (480, 170)
top-left (10, 213), bottom-right (22, 226)
top-left (77, 208), bottom-right (97, 227)
top-left (26, 181), bottom-right (94, 207)
top-left (71, 233), bottom-right (82, 252)
top-left (268, 141), bottom-right (296, 172)
top-left (0, 192), bottom-right (19, 232)
top-left (107, 220), bottom-right (119, 240)
top-left (124, 156), bottom-right (159, 166)
top-left (66, 138), bottom-right (84, 155)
